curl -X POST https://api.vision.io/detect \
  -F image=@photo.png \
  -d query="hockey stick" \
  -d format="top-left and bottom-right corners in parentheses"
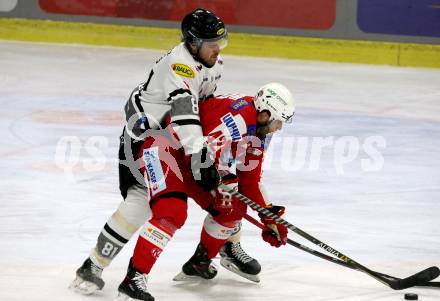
top-left (244, 213), bottom-right (358, 270)
top-left (219, 184), bottom-right (440, 290)
top-left (243, 213), bottom-right (440, 288)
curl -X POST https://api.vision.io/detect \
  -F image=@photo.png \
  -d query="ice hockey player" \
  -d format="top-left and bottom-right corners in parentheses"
top-left (70, 7), bottom-right (263, 297)
top-left (173, 83), bottom-right (294, 284)
top-left (113, 82), bottom-right (294, 300)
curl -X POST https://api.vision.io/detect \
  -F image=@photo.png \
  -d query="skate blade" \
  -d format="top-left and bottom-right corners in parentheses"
top-left (114, 292), bottom-right (154, 301)
top-left (220, 258), bottom-right (260, 283)
top-left (69, 276), bottom-right (100, 295)
top-left (173, 271), bottom-right (207, 281)
top-left (114, 292), bottom-right (130, 301)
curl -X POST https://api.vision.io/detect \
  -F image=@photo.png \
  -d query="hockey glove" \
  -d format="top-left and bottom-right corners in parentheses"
top-left (259, 204), bottom-right (288, 248)
top-left (191, 147), bottom-right (220, 192)
top-left (213, 180), bottom-right (238, 215)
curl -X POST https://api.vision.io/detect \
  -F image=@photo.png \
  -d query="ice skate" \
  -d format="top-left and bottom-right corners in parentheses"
top-left (219, 241), bottom-right (261, 283)
top-left (116, 259), bottom-right (154, 301)
top-left (70, 257), bottom-right (105, 295)
top-left (173, 243), bottom-right (218, 281)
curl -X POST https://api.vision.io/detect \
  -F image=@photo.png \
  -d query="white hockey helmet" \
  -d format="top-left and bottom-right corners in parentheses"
top-left (254, 83), bottom-right (295, 123)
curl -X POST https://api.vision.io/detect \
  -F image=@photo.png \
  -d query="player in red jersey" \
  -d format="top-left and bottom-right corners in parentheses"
top-left (117, 83), bottom-right (295, 300)
top-left (173, 84), bottom-right (295, 283)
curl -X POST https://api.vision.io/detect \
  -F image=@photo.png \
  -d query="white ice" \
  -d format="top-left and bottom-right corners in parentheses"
top-left (0, 40), bottom-right (439, 301)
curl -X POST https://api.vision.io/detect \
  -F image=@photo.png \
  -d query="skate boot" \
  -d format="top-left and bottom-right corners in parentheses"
top-left (173, 243), bottom-right (218, 281)
top-left (116, 259), bottom-right (154, 301)
top-left (219, 241), bottom-right (261, 282)
top-left (70, 257), bottom-right (105, 295)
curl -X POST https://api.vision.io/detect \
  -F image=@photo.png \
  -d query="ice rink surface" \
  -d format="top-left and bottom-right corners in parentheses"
top-left (0, 41), bottom-right (439, 300)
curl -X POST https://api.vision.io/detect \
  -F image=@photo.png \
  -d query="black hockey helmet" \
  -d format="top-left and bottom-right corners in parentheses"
top-left (181, 8), bottom-right (228, 49)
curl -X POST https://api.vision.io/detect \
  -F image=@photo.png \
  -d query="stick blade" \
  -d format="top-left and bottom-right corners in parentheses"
top-left (391, 266), bottom-right (440, 290)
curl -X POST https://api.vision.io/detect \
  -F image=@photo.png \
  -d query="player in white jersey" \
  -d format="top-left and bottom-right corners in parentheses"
top-left (122, 8), bottom-right (227, 195)
top-left (70, 8), bottom-right (261, 299)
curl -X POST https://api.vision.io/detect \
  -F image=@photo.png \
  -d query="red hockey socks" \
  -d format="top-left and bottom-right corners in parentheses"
top-left (200, 214), bottom-right (238, 259)
top-left (132, 219), bottom-right (173, 274)
top-left (131, 196), bottom-right (188, 273)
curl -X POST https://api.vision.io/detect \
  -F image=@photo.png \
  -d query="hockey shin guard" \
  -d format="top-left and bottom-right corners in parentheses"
top-left (91, 185), bottom-right (152, 267)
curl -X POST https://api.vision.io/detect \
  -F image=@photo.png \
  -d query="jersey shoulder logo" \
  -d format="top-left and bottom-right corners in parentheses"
top-left (171, 63), bottom-right (195, 78)
top-left (230, 98), bottom-right (250, 111)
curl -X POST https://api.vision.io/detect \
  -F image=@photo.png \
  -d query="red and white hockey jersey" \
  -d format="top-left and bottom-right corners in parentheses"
top-left (198, 94), bottom-right (268, 207)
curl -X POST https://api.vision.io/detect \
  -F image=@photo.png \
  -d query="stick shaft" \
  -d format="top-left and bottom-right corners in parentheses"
top-left (242, 210), bottom-right (440, 289)
top-left (243, 213), bottom-right (357, 270)
top-left (220, 184), bottom-right (393, 287)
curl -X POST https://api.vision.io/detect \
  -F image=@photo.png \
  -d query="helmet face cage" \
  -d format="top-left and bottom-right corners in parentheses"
top-left (282, 111), bottom-right (295, 124)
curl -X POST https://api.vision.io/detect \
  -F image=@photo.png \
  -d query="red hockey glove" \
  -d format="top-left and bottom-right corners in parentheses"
top-left (213, 181), bottom-right (238, 215)
top-left (259, 205), bottom-right (288, 248)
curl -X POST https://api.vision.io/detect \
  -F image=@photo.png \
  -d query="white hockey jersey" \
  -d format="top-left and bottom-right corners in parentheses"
top-left (124, 42), bottom-right (223, 155)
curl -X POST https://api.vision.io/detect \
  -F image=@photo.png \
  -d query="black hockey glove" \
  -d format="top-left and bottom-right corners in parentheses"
top-left (190, 147), bottom-right (220, 192)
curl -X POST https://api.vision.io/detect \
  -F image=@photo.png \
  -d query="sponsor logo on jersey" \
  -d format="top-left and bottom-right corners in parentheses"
top-left (230, 98), bottom-right (249, 111)
top-left (171, 63), bottom-right (195, 78)
top-left (142, 147), bottom-right (166, 196)
top-left (221, 113), bottom-right (241, 141)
